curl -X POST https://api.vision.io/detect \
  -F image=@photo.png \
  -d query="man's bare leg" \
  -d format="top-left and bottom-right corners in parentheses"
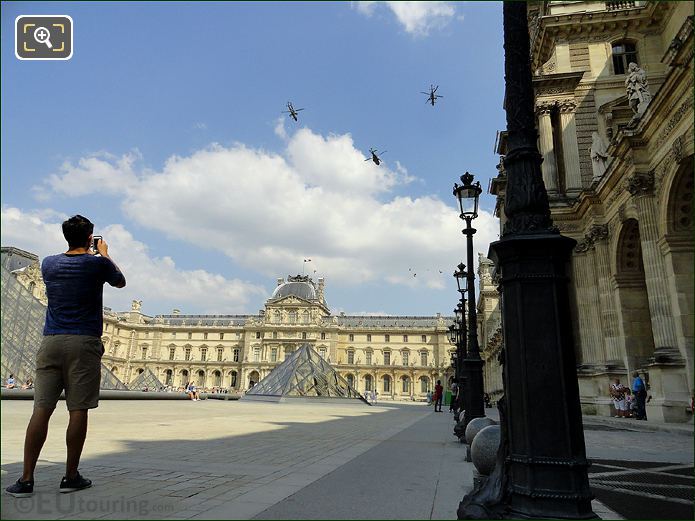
top-left (22, 407), bottom-right (55, 482)
top-left (65, 410), bottom-right (88, 479)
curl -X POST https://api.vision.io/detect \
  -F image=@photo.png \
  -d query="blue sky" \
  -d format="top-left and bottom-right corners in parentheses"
top-left (1, 1), bottom-right (506, 316)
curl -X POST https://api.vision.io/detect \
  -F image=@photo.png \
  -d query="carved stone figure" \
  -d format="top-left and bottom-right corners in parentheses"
top-left (589, 132), bottom-right (610, 181)
top-left (131, 300), bottom-right (142, 312)
top-left (625, 63), bottom-right (652, 117)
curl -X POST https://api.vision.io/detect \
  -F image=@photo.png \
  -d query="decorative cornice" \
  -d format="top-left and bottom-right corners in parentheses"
top-left (574, 238), bottom-right (593, 254)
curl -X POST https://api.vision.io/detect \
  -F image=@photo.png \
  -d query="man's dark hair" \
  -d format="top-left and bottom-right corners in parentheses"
top-left (62, 215), bottom-right (94, 249)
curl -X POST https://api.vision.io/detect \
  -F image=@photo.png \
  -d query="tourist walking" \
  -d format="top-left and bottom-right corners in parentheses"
top-left (433, 380), bottom-right (443, 412)
top-left (5, 215), bottom-right (126, 498)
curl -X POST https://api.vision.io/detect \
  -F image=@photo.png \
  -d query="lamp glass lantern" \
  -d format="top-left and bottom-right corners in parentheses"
top-left (447, 324), bottom-right (458, 345)
top-left (453, 172), bottom-right (482, 220)
top-left (454, 262), bottom-right (466, 293)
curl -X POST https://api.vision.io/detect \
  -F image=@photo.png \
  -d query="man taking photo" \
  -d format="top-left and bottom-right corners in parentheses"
top-left (6, 215), bottom-right (126, 497)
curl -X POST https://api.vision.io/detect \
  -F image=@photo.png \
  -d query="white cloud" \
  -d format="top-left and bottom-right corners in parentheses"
top-left (42, 151), bottom-right (141, 197)
top-left (352, 1), bottom-right (457, 36)
top-left (0, 206), bottom-right (266, 314)
top-left (32, 125), bottom-right (499, 296)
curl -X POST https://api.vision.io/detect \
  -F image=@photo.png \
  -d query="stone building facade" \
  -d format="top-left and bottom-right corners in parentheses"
top-left (102, 275), bottom-right (457, 400)
top-left (483, 1), bottom-right (693, 422)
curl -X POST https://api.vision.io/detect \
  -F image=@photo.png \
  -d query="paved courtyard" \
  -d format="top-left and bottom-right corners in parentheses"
top-left (1, 399), bottom-right (692, 520)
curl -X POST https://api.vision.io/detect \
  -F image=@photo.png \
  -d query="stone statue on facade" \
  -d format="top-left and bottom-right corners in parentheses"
top-left (625, 62), bottom-right (652, 118)
top-left (589, 132), bottom-right (610, 181)
top-left (131, 300), bottom-right (142, 312)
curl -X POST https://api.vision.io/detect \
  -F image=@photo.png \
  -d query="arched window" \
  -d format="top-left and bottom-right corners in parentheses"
top-left (165, 369), bottom-right (173, 386)
top-left (197, 370), bottom-right (205, 387)
top-left (401, 376), bottom-right (411, 394)
top-left (180, 369), bottom-right (189, 386)
top-left (230, 370), bottom-right (238, 388)
top-left (302, 310), bottom-right (310, 324)
top-left (383, 375), bottom-right (391, 393)
top-left (213, 370), bottom-right (221, 387)
top-left (346, 374), bottom-right (355, 388)
top-left (364, 374), bottom-right (373, 391)
top-left (288, 310), bottom-right (298, 324)
top-left (248, 370), bottom-right (260, 388)
top-left (137, 368), bottom-right (144, 375)
top-left (274, 310), bottom-right (281, 323)
top-left (420, 376), bottom-right (429, 393)
top-left (612, 41), bottom-right (638, 75)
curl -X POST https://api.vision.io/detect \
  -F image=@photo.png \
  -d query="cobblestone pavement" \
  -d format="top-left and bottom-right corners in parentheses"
top-left (1, 400), bottom-right (692, 519)
top-left (1, 400), bottom-right (429, 519)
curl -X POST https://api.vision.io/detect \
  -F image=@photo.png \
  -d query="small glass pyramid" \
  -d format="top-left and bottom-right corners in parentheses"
top-left (126, 368), bottom-right (164, 391)
top-left (244, 343), bottom-right (367, 403)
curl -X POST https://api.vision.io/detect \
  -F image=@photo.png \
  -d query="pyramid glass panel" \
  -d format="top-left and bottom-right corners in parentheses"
top-left (244, 343), bottom-right (366, 403)
top-left (126, 368), bottom-right (164, 391)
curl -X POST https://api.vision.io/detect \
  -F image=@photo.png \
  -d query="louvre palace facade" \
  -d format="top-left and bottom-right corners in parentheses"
top-left (481, 0), bottom-right (693, 422)
top-left (100, 275), bottom-right (457, 399)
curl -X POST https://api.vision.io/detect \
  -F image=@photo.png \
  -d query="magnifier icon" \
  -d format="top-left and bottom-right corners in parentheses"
top-left (33, 26), bottom-right (53, 49)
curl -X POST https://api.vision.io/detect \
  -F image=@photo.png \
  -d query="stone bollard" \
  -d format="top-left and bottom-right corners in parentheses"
top-left (471, 424), bottom-right (501, 476)
top-left (464, 417), bottom-right (495, 462)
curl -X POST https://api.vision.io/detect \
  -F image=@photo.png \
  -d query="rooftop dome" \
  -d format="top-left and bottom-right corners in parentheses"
top-left (271, 275), bottom-right (317, 301)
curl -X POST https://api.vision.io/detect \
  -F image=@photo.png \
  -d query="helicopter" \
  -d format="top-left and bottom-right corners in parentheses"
top-left (282, 101), bottom-right (304, 122)
top-left (421, 85), bottom-right (443, 106)
top-left (364, 148), bottom-right (387, 166)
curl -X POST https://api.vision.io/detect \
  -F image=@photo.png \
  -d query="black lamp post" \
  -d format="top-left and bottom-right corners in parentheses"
top-left (457, 2), bottom-right (595, 519)
top-left (453, 172), bottom-right (485, 429)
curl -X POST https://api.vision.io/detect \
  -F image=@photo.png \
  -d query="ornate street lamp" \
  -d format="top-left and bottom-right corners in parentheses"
top-left (453, 173), bottom-right (485, 430)
top-left (457, 2), bottom-right (595, 519)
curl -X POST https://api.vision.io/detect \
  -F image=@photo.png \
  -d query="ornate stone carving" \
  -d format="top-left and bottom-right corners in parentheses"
top-left (655, 86), bottom-right (694, 148)
top-left (574, 238), bottom-right (592, 254)
top-left (625, 63), bottom-right (652, 117)
top-left (587, 224), bottom-right (609, 243)
top-left (589, 132), bottom-right (611, 181)
top-left (131, 300), bottom-right (142, 312)
top-left (535, 101), bottom-right (555, 115)
top-left (558, 99), bottom-right (577, 113)
top-left (625, 171), bottom-right (655, 196)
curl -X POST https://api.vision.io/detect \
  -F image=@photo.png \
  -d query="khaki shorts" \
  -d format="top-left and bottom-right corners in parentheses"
top-left (34, 335), bottom-right (104, 411)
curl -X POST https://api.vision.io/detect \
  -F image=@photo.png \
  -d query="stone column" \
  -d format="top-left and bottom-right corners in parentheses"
top-left (572, 240), bottom-right (605, 368)
top-left (588, 225), bottom-right (623, 364)
top-left (536, 103), bottom-right (559, 196)
top-left (559, 99), bottom-right (583, 197)
top-left (627, 172), bottom-right (680, 358)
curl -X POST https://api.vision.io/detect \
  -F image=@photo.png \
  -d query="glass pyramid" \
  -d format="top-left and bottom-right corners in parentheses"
top-left (126, 368), bottom-right (164, 391)
top-left (244, 343), bottom-right (368, 403)
top-left (1, 261), bottom-right (127, 391)
top-left (101, 363), bottom-right (128, 390)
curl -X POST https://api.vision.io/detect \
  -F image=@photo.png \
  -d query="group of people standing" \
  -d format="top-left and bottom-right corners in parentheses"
top-left (610, 371), bottom-right (649, 420)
